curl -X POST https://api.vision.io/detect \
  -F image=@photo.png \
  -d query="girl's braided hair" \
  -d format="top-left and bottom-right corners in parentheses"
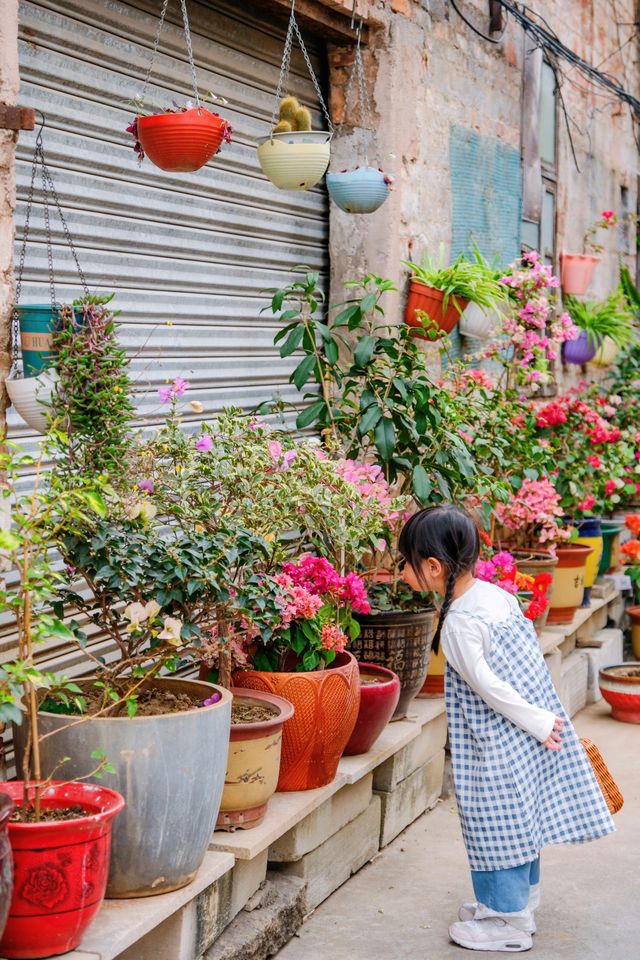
top-left (398, 505), bottom-right (480, 653)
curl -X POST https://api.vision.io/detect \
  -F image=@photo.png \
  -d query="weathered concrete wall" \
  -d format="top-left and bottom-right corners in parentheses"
top-left (0, 0), bottom-right (19, 428)
top-left (326, 0), bottom-right (639, 337)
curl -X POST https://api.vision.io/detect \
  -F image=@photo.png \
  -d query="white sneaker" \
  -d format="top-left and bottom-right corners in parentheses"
top-left (458, 904), bottom-right (536, 934)
top-left (449, 917), bottom-right (533, 952)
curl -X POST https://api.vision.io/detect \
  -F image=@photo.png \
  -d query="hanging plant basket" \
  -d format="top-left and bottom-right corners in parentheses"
top-left (5, 370), bottom-right (55, 434)
top-left (257, 131), bottom-right (332, 191)
top-left (562, 330), bottom-right (600, 365)
top-left (257, 2), bottom-right (333, 192)
top-left (404, 281), bottom-right (468, 338)
top-left (458, 301), bottom-right (502, 340)
top-left (559, 254), bottom-right (600, 295)
top-left (134, 107), bottom-right (231, 173)
top-left (591, 335), bottom-right (619, 366)
top-left (126, 0), bottom-right (232, 174)
top-left (326, 167), bottom-right (390, 213)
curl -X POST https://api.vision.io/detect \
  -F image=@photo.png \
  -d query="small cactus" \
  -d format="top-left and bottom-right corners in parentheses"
top-left (278, 96), bottom-right (300, 123)
top-left (274, 96), bottom-right (314, 133)
top-left (294, 107), bottom-right (312, 131)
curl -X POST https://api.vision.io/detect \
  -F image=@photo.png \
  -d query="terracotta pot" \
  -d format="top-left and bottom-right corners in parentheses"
top-left (559, 253), bottom-right (600, 295)
top-left (343, 663), bottom-right (401, 756)
top-left (216, 688), bottom-right (294, 830)
top-left (16, 678), bottom-right (231, 898)
top-left (0, 782), bottom-right (124, 959)
top-left (599, 522), bottom-right (623, 576)
top-left (547, 544), bottom-right (593, 624)
top-left (417, 638), bottom-right (445, 697)
top-left (627, 605), bottom-right (640, 659)
top-left (0, 793), bottom-right (13, 943)
top-left (137, 108), bottom-right (230, 173)
top-left (350, 608), bottom-right (436, 719)
top-left (233, 652), bottom-right (360, 791)
top-left (599, 663), bottom-right (640, 723)
top-left (404, 280), bottom-right (468, 337)
top-left (574, 517), bottom-right (603, 605)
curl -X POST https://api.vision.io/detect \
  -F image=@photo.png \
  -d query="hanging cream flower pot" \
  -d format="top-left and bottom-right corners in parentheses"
top-left (591, 336), bottom-right (619, 366)
top-left (5, 370), bottom-right (55, 434)
top-left (257, 131), bottom-right (331, 191)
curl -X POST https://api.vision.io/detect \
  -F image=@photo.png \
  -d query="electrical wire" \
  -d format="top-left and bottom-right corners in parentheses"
top-left (449, 0), bottom-right (508, 44)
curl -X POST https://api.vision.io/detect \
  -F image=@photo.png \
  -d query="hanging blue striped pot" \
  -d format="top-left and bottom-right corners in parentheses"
top-left (326, 166), bottom-right (391, 214)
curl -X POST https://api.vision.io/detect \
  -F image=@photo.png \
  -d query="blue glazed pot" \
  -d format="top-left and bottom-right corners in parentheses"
top-left (326, 166), bottom-right (390, 214)
top-left (562, 330), bottom-right (600, 365)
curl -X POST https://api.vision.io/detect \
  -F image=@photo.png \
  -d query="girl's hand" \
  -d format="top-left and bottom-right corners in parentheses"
top-left (543, 716), bottom-right (564, 751)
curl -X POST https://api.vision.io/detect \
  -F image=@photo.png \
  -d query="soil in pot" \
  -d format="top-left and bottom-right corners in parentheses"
top-left (350, 608), bottom-right (436, 719)
top-left (17, 677), bottom-right (232, 898)
top-left (233, 651), bottom-right (360, 791)
top-left (216, 688), bottom-right (294, 830)
top-left (343, 662), bottom-right (401, 756)
top-left (0, 782), bottom-right (124, 959)
top-left (42, 682), bottom-right (204, 718)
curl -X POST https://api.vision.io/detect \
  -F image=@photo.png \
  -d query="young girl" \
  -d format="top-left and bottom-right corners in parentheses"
top-left (399, 505), bottom-right (615, 953)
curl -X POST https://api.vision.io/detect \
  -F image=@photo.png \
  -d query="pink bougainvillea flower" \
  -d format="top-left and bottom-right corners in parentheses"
top-left (601, 210), bottom-right (615, 220)
top-left (195, 433), bottom-right (213, 452)
top-left (604, 479), bottom-right (617, 497)
top-left (578, 495), bottom-right (597, 512)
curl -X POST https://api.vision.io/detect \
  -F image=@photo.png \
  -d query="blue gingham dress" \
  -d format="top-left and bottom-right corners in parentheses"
top-left (445, 606), bottom-right (615, 871)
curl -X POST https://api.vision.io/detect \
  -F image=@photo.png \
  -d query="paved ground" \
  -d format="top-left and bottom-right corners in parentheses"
top-left (278, 701), bottom-right (638, 959)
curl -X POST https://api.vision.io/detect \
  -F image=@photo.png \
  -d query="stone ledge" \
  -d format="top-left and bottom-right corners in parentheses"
top-left (538, 584), bottom-right (623, 657)
top-left (57, 851), bottom-right (235, 960)
top-left (377, 749), bottom-right (445, 847)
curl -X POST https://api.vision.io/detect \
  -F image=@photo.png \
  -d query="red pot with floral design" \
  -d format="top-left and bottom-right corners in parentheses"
top-left (0, 781), bottom-right (124, 959)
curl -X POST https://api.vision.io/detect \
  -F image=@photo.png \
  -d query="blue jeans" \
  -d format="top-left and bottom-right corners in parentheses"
top-left (471, 857), bottom-right (540, 913)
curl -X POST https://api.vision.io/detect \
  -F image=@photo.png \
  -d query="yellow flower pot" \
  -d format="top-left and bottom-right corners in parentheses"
top-left (591, 336), bottom-right (619, 366)
top-left (417, 639), bottom-right (444, 697)
top-left (257, 131), bottom-right (331, 191)
top-left (548, 545), bottom-right (593, 624)
top-left (216, 688), bottom-right (294, 831)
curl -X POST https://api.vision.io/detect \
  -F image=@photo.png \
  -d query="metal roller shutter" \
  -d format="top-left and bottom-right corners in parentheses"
top-left (4, 1), bottom-right (329, 703)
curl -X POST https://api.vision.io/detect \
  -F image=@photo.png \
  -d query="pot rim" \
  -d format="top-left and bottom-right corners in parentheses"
top-left (599, 662), bottom-right (640, 684)
top-left (229, 686), bottom-right (295, 730)
top-left (554, 544), bottom-right (594, 556)
top-left (357, 661), bottom-right (400, 685)
top-left (137, 107), bottom-right (228, 125)
top-left (326, 166), bottom-right (387, 179)
top-left (355, 607), bottom-right (436, 625)
top-left (257, 130), bottom-right (332, 146)
top-left (37, 675), bottom-right (232, 723)
top-left (1, 780), bottom-right (125, 832)
top-left (560, 252), bottom-right (601, 264)
top-left (510, 548), bottom-right (559, 564)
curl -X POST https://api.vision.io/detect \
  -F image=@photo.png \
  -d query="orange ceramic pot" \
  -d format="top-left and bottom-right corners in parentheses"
top-left (404, 280), bottom-right (467, 337)
top-left (559, 254), bottom-right (600, 296)
top-left (233, 652), bottom-right (360, 791)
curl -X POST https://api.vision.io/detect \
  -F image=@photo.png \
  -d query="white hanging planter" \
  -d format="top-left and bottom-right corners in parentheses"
top-left (5, 370), bottom-right (55, 433)
top-left (257, 131), bottom-right (332, 191)
top-left (591, 336), bottom-right (619, 367)
top-left (459, 302), bottom-right (501, 340)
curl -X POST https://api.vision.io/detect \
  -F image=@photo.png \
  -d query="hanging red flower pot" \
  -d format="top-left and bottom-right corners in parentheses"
top-left (133, 108), bottom-right (232, 173)
top-left (404, 281), bottom-right (468, 337)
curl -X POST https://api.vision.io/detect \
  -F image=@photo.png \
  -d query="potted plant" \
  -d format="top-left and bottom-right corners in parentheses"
top-left (127, 94), bottom-right (232, 173)
top-left (492, 475), bottom-right (566, 576)
top-left (326, 165), bottom-right (393, 214)
top-left (0, 444), bottom-right (125, 959)
top-left (458, 248), bottom-right (512, 340)
top-left (599, 663), bottom-right (640, 723)
top-left (562, 292), bottom-right (634, 366)
top-left (257, 95), bottom-right (331, 191)
top-left (475, 549), bottom-right (553, 633)
top-left (5, 369), bottom-right (55, 434)
top-left (560, 210), bottom-right (618, 295)
top-left (401, 244), bottom-right (507, 337)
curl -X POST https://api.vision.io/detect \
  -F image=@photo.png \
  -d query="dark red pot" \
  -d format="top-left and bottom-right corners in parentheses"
top-left (137, 108), bottom-right (230, 173)
top-left (0, 782), bottom-right (124, 959)
top-left (343, 663), bottom-right (401, 756)
top-left (0, 793), bottom-right (13, 942)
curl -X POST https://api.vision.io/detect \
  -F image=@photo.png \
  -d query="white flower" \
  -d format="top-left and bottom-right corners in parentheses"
top-left (145, 599), bottom-right (161, 620)
top-left (124, 602), bottom-right (149, 630)
top-left (139, 501), bottom-right (157, 522)
top-left (189, 400), bottom-right (204, 413)
top-left (157, 617), bottom-right (183, 645)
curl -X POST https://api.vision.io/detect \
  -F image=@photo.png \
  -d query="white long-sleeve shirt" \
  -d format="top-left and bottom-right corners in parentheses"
top-left (441, 579), bottom-right (556, 743)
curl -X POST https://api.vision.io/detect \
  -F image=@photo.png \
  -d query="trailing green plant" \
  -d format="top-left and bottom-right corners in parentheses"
top-left (402, 243), bottom-right (508, 313)
top-left (563, 291), bottom-right (635, 349)
top-left (51, 294), bottom-right (134, 481)
top-left (273, 95), bottom-right (312, 134)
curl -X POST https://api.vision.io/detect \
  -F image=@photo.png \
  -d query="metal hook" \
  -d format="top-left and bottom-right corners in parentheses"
top-left (351, 0), bottom-right (358, 29)
top-left (34, 109), bottom-right (46, 145)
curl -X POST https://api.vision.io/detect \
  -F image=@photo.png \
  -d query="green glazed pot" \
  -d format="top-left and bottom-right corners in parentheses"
top-left (17, 304), bottom-right (82, 377)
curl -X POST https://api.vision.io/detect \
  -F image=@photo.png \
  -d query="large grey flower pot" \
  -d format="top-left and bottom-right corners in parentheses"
top-left (15, 677), bottom-right (231, 898)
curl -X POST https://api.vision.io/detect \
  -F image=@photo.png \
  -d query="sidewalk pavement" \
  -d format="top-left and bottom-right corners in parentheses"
top-left (278, 701), bottom-right (638, 960)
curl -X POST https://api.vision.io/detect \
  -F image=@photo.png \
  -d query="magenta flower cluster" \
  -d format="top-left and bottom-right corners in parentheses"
top-left (282, 555), bottom-right (371, 614)
top-left (494, 476), bottom-right (567, 545)
top-left (158, 377), bottom-right (190, 403)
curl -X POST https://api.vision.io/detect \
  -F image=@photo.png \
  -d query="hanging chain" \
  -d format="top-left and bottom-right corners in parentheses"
top-left (337, 22), bottom-right (375, 165)
top-left (140, 0), bottom-right (200, 111)
top-left (11, 115), bottom-right (89, 371)
top-left (269, 0), bottom-right (333, 134)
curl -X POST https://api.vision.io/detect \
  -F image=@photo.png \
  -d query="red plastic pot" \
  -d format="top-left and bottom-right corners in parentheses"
top-left (137, 108), bottom-right (230, 173)
top-left (404, 280), bottom-right (468, 337)
top-left (559, 254), bottom-right (600, 296)
top-left (0, 782), bottom-right (124, 959)
top-left (599, 663), bottom-right (640, 724)
top-left (343, 662), bottom-right (401, 756)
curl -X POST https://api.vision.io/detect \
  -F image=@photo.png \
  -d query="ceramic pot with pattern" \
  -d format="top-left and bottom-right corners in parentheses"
top-left (233, 651), bottom-right (360, 791)
top-left (0, 782), bottom-right (124, 959)
top-left (599, 663), bottom-right (640, 724)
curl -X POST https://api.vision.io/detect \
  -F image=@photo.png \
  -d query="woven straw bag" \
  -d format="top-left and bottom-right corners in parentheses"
top-left (581, 738), bottom-right (624, 815)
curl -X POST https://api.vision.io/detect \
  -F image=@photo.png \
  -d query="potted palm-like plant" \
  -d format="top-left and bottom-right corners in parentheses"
top-left (402, 244), bottom-right (507, 337)
top-left (563, 291), bottom-right (635, 365)
top-left (0, 444), bottom-right (125, 960)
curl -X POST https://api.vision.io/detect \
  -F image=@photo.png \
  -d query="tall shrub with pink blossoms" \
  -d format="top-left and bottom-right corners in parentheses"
top-left (494, 476), bottom-right (568, 549)
top-left (485, 252), bottom-right (578, 390)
